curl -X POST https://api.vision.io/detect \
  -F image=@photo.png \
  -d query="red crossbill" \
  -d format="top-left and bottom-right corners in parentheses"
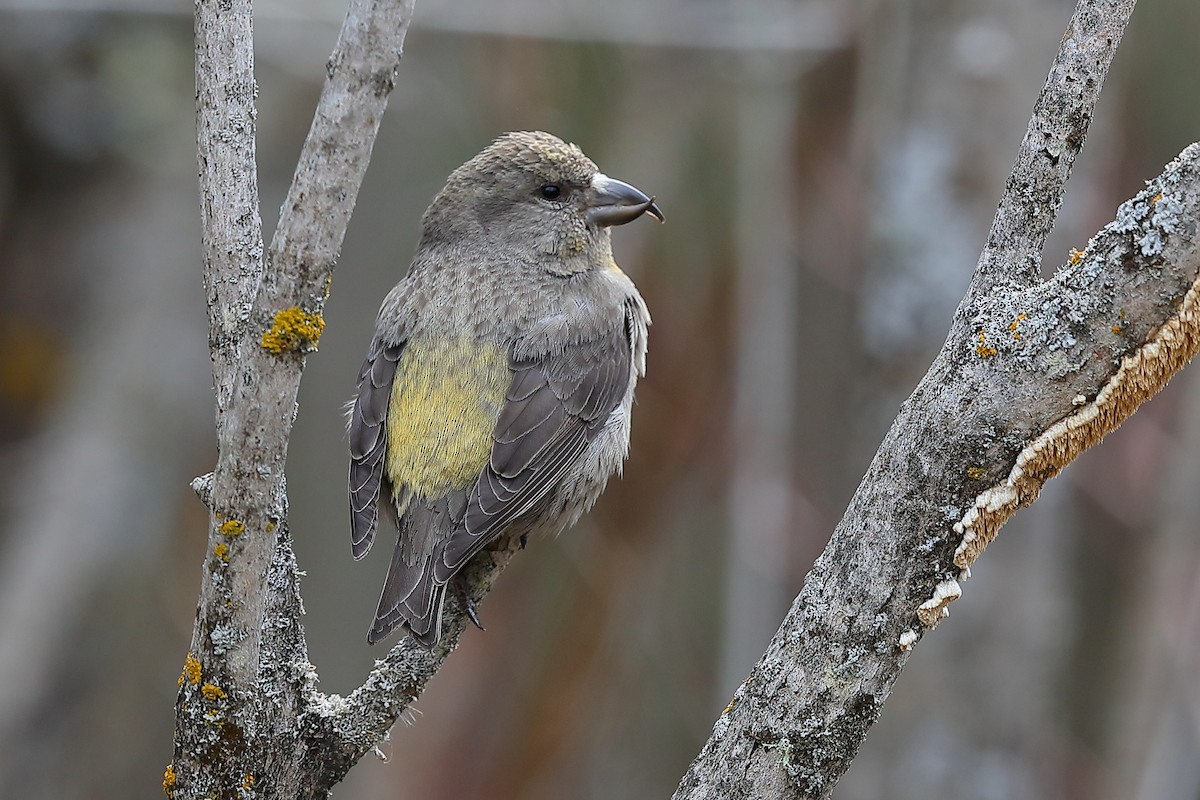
top-left (349, 131), bottom-right (662, 646)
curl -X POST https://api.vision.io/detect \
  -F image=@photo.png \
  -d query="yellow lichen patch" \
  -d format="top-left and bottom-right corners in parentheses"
top-left (954, 258), bottom-right (1200, 570)
top-left (219, 519), bottom-right (245, 537)
top-left (966, 466), bottom-right (985, 480)
top-left (1152, 192), bottom-right (1163, 204)
top-left (261, 307), bottom-right (326, 354)
top-left (1009, 314), bottom-right (1027, 338)
top-left (163, 763), bottom-right (176, 797)
top-left (242, 773), bottom-right (256, 790)
top-left (975, 331), bottom-right (998, 357)
top-left (1069, 248), bottom-right (1085, 265)
top-left (722, 697), bottom-right (736, 715)
top-left (1113, 324), bottom-right (1123, 334)
top-left (201, 682), bottom-right (227, 701)
top-left (213, 542), bottom-right (230, 563)
top-left (180, 652), bottom-right (202, 686)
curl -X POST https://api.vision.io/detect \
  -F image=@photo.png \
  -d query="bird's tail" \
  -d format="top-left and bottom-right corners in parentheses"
top-left (366, 496), bottom-right (456, 648)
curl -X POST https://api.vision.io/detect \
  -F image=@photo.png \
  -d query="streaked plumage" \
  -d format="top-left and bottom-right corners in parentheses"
top-left (348, 131), bottom-right (660, 646)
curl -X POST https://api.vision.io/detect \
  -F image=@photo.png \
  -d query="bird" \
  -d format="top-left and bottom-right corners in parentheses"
top-left (348, 131), bottom-right (662, 647)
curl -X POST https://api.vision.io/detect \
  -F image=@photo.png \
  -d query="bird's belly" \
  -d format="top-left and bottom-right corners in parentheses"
top-left (385, 337), bottom-right (510, 499)
top-left (543, 399), bottom-right (634, 534)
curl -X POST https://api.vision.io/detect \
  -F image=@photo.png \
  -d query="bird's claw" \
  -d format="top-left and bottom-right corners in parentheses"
top-left (452, 578), bottom-right (486, 632)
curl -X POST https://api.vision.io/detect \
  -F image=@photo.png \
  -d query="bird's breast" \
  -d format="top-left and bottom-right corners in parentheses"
top-left (385, 337), bottom-right (510, 500)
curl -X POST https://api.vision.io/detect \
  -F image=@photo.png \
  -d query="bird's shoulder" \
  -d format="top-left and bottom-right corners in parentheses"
top-left (376, 242), bottom-right (647, 352)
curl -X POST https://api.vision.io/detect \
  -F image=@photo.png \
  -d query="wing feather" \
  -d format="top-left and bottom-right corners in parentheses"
top-left (436, 326), bottom-right (633, 579)
top-left (348, 339), bottom-right (404, 560)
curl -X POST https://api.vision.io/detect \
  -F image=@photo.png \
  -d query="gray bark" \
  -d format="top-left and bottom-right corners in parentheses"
top-left (672, 1), bottom-right (1200, 797)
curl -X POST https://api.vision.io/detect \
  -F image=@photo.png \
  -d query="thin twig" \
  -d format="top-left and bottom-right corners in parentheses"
top-left (968, 0), bottom-right (1137, 297)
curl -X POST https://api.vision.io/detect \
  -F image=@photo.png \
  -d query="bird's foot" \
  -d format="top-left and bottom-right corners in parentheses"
top-left (452, 577), bottom-right (486, 632)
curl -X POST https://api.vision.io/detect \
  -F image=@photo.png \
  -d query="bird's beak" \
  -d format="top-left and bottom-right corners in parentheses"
top-left (586, 173), bottom-right (665, 227)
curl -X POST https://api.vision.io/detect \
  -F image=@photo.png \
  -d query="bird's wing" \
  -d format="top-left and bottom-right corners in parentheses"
top-left (435, 315), bottom-right (634, 580)
top-left (348, 337), bottom-right (405, 560)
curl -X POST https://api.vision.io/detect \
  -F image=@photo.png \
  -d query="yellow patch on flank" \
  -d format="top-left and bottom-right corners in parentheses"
top-left (386, 338), bottom-right (510, 498)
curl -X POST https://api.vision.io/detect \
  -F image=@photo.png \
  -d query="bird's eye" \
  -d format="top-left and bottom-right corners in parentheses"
top-left (539, 183), bottom-right (562, 200)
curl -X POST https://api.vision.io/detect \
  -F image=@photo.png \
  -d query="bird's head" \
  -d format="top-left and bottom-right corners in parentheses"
top-left (421, 131), bottom-right (663, 274)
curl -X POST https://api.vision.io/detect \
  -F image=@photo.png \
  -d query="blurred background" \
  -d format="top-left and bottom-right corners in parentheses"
top-left (1, 0), bottom-right (1198, 798)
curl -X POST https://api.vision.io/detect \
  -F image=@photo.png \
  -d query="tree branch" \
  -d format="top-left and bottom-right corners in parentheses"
top-left (970, 0), bottom-right (1136, 297)
top-left (672, 0), bottom-right (1172, 797)
top-left (174, 1), bottom-right (414, 797)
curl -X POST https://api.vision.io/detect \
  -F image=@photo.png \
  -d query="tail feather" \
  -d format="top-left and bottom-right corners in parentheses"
top-left (366, 495), bottom-right (458, 647)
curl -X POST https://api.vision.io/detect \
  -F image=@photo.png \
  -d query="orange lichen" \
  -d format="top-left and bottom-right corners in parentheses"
top-left (261, 307), bottom-right (326, 354)
top-left (213, 542), bottom-right (229, 563)
top-left (163, 763), bottom-right (177, 797)
top-left (242, 773), bottom-right (256, 790)
top-left (1152, 192), bottom-right (1163, 204)
top-left (1113, 325), bottom-right (1123, 334)
top-left (219, 519), bottom-right (245, 537)
top-left (1069, 248), bottom-right (1085, 265)
top-left (201, 683), bottom-right (228, 701)
top-left (975, 331), bottom-right (998, 357)
top-left (180, 652), bottom-right (202, 686)
top-left (967, 466), bottom-right (985, 480)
